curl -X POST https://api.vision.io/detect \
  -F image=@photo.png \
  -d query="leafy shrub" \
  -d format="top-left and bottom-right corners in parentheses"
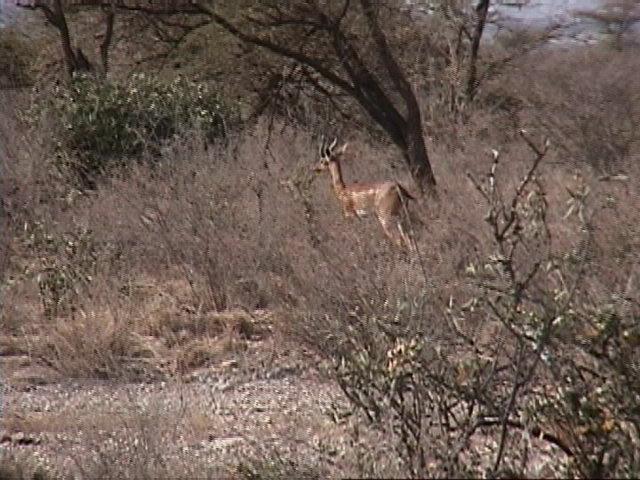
top-left (22, 220), bottom-right (100, 319)
top-left (30, 73), bottom-right (230, 186)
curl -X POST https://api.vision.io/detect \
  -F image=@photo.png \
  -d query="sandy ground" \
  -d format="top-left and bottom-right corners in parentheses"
top-left (0, 336), bottom-right (369, 478)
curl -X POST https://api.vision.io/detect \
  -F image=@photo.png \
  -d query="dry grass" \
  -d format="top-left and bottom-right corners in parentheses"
top-left (2, 36), bottom-right (640, 477)
top-left (0, 27), bottom-right (35, 88)
top-left (3, 65), bottom-right (639, 375)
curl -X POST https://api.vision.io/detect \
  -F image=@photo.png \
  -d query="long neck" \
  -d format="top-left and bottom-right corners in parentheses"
top-left (328, 160), bottom-right (346, 194)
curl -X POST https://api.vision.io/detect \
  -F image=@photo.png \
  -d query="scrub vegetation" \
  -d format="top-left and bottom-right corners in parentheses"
top-left (1, 1), bottom-right (639, 478)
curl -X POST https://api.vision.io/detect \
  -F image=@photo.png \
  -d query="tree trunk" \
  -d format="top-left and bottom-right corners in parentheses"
top-left (466, 0), bottom-right (491, 100)
top-left (51, 0), bottom-right (78, 78)
top-left (33, 0), bottom-right (96, 79)
top-left (99, 6), bottom-right (115, 77)
top-left (359, 0), bottom-right (437, 195)
top-left (403, 119), bottom-right (437, 194)
top-left (204, 1), bottom-right (438, 194)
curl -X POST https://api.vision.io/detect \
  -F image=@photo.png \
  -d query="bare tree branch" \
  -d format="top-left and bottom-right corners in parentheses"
top-left (466, 0), bottom-right (490, 100)
top-left (99, 1), bottom-right (115, 76)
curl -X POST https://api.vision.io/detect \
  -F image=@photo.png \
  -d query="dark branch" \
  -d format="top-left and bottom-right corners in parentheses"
top-left (466, 0), bottom-right (490, 100)
top-left (476, 417), bottom-right (574, 457)
top-left (195, 2), bottom-right (357, 97)
top-left (99, 2), bottom-right (115, 76)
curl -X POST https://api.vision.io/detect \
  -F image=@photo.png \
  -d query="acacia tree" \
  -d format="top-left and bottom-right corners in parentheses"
top-left (193, 1), bottom-right (438, 193)
top-left (15, 0), bottom-right (207, 78)
top-left (193, 0), bottom-right (522, 192)
top-left (16, 0), bottom-right (116, 77)
top-left (17, 1), bottom-right (513, 193)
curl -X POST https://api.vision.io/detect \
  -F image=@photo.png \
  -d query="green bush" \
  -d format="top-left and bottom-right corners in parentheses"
top-left (32, 73), bottom-right (230, 186)
top-left (22, 220), bottom-right (99, 319)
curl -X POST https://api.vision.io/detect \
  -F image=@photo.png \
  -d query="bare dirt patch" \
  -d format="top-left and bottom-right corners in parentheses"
top-left (1, 331), bottom-right (364, 479)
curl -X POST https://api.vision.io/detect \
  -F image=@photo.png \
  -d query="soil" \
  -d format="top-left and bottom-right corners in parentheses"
top-left (0, 332), bottom-right (364, 478)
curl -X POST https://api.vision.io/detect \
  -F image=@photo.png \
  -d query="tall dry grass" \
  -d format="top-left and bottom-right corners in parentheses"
top-left (2, 70), bottom-right (640, 379)
top-left (1, 39), bottom-right (640, 477)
